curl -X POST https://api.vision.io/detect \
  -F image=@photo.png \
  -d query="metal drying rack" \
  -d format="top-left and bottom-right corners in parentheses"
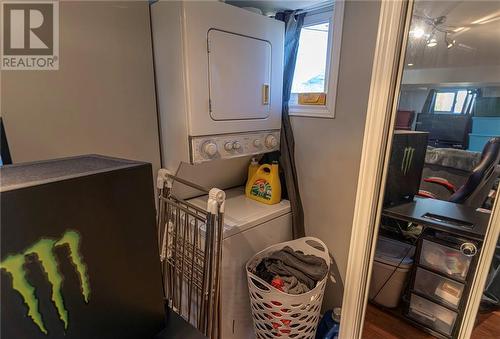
top-left (156, 169), bottom-right (226, 338)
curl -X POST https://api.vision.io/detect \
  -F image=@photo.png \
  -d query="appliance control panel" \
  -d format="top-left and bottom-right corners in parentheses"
top-left (190, 130), bottom-right (280, 164)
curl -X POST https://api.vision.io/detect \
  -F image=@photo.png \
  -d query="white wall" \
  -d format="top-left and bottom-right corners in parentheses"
top-left (398, 87), bottom-right (429, 113)
top-left (1, 1), bottom-right (161, 175)
top-left (291, 0), bottom-right (381, 308)
top-left (483, 86), bottom-right (500, 97)
top-left (402, 66), bottom-right (500, 86)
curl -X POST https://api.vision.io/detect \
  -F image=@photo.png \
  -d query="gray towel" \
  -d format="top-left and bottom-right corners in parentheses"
top-left (281, 275), bottom-right (310, 294)
top-left (265, 246), bottom-right (328, 289)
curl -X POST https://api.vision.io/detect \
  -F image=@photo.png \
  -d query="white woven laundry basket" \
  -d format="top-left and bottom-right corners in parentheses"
top-left (246, 237), bottom-right (330, 339)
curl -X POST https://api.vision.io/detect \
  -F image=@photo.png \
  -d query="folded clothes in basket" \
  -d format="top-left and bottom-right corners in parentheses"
top-left (249, 246), bottom-right (328, 294)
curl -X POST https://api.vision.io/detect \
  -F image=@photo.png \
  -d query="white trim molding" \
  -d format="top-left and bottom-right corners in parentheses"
top-left (339, 0), bottom-right (411, 338)
top-left (289, 0), bottom-right (344, 119)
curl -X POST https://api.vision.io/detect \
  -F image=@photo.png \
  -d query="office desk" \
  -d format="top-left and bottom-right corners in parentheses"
top-left (382, 198), bottom-right (490, 338)
top-left (383, 198), bottom-right (490, 241)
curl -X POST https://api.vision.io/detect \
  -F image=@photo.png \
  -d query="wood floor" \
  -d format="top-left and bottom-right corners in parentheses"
top-left (362, 304), bottom-right (500, 339)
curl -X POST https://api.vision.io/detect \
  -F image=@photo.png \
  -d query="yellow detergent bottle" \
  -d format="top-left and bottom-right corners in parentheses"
top-left (245, 161), bottom-right (281, 205)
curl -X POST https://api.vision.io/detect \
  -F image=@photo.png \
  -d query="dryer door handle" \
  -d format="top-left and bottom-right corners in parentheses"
top-left (262, 84), bottom-right (270, 105)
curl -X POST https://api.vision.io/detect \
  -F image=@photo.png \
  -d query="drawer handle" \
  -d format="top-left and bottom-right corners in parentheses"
top-left (412, 308), bottom-right (436, 322)
top-left (460, 242), bottom-right (477, 257)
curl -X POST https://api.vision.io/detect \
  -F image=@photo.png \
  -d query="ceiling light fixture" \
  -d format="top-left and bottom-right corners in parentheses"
top-left (471, 11), bottom-right (500, 25)
top-left (477, 16), bottom-right (500, 25)
top-left (445, 33), bottom-right (456, 49)
top-left (407, 63), bottom-right (414, 66)
top-left (411, 14), bottom-right (470, 50)
top-left (456, 27), bottom-right (471, 35)
top-left (426, 38), bottom-right (437, 47)
top-left (410, 27), bottom-right (425, 39)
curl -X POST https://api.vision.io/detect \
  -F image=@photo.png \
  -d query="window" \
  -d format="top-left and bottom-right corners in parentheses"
top-left (454, 90), bottom-right (468, 113)
top-left (291, 22), bottom-right (330, 95)
top-left (289, 2), bottom-right (344, 118)
top-left (432, 89), bottom-right (477, 114)
top-left (434, 92), bottom-right (456, 112)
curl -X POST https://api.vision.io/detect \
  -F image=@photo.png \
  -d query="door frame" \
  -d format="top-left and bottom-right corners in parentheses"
top-left (339, 0), bottom-right (500, 338)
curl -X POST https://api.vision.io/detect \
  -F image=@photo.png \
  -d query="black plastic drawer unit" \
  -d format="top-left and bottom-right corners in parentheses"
top-left (405, 229), bottom-right (481, 339)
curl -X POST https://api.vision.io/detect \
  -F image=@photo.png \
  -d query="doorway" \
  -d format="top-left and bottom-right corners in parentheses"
top-left (341, 0), bottom-right (500, 338)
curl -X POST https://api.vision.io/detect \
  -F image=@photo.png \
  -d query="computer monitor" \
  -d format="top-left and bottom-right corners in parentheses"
top-left (1, 155), bottom-right (165, 338)
top-left (415, 113), bottom-right (472, 149)
top-left (1, 117), bottom-right (12, 165)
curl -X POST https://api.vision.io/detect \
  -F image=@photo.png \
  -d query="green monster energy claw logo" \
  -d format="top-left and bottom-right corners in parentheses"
top-left (0, 230), bottom-right (90, 335)
top-left (401, 146), bottom-right (415, 175)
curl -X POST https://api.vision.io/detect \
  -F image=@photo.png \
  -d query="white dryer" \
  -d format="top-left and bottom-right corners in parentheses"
top-left (151, 1), bottom-right (284, 170)
top-left (188, 187), bottom-right (292, 339)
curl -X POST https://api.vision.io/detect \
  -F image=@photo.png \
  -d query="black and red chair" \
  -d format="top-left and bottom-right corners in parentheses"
top-left (419, 137), bottom-right (500, 312)
top-left (418, 137), bottom-right (500, 208)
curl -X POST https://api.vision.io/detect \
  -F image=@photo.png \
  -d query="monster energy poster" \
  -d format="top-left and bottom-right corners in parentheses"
top-left (1, 157), bottom-right (165, 338)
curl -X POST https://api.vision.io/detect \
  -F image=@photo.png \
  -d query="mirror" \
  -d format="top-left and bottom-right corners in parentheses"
top-left (362, 1), bottom-right (500, 338)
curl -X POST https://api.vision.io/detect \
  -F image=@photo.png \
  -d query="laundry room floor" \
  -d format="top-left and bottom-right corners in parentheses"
top-left (362, 304), bottom-right (500, 339)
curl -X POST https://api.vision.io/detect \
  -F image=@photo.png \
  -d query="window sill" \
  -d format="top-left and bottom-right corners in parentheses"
top-left (289, 105), bottom-right (335, 119)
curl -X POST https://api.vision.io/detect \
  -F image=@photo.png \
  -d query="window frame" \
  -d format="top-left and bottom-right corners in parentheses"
top-left (289, 1), bottom-right (345, 119)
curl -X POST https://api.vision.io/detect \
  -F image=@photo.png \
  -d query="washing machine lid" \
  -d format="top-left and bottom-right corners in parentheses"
top-left (187, 186), bottom-right (291, 238)
top-left (374, 236), bottom-right (415, 269)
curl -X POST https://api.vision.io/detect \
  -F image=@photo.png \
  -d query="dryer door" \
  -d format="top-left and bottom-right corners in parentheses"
top-left (208, 29), bottom-right (272, 121)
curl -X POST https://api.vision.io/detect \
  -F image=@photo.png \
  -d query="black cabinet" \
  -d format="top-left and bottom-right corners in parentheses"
top-left (384, 131), bottom-right (429, 206)
top-left (1, 155), bottom-right (165, 339)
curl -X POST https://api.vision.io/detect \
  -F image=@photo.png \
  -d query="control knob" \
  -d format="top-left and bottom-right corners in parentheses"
top-left (202, 141), bottom-right (218, 158)
top-left (232, 141), bottom-right (242, 150)
top-left (224, 142), bottom-right (233, 151)
top-left (265, 135), bottom-right (278, 149)
top-left (253, 139), bottom-right (262, 148)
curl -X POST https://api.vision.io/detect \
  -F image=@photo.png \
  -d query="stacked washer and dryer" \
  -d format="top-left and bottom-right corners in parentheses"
top-left (151, 1), bottom-right (290, 338)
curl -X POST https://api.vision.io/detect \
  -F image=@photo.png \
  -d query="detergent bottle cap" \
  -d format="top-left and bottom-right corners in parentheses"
top-left (251, 157), bottom-right (259, 165)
